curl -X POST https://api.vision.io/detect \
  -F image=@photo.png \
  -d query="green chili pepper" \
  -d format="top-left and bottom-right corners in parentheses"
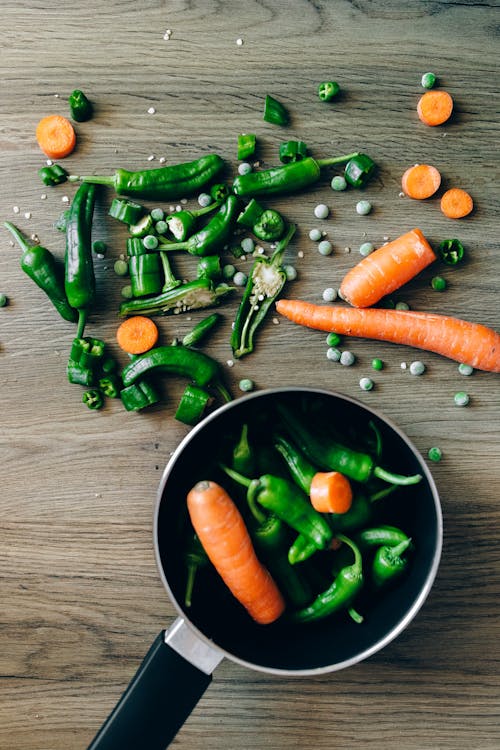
top-left (182, 312), bottom-right (221, 347)
top-left (121, 344), bottom-right (222, 389)
top-left (279, 141), bottom-right (308, 164)
top-left (232, 152), bottom-right (361, 198)
top-left (354, 525), bottom-right (411, 552)
top-left (129, 253), bottom-right (163, 298)
top-left (175, 384), bottom-right (213, 425)
top-left (184, 533), bottom-right (209, 607)
top-left (238, 133), bottom-right (256, 160)
top-left (372, 538), bottom-right (412, 588)
top-left (68, 89), bottom-right (93, 122)
top-left (344, 153), bottom-right (376, 188)
top-left (82, 388), bottom-right (104, 410)
top-left (253, 209), bottom-right (286, 241)
top-left (109, 198), bottom-right (145, 225)
top-left (119, 278), bottom-right (233, 317)
top-left (231, 224), bottom-right (296, 358)
top-left (120, 378), bottom-right (160, 411)
top-left (197, 255), bottom-right (222, 281)
top-left (317, 81), bottom-right (340, 102)
top-left (129, 214), bottom-right (154, 238)
top-left (68, 154), bottom-right (225, 201)
top-left (64, 182), bottom-right (97, 337)
top-left (437, 238), bottom-right (465, 265)
top-left (3, 222), bottom-right (77, 323)
top-left (237, 199), bottom-right (265, 228)
top-left (158, 196), bottom-right (239, 256)
top-left (231, 423), bottom-right (255, 476)
top-left (277, 405), bottom-right (422, 486)
top-left (210, 183), bottom-right (230, 203)
top-left (67, 336), bottom-right (105, 386)
top-left (98, 375), bottom-right (121, 398)
top-left (38, 163), bottom-right (68, 187)
top-left (263, 95), bottom-right (290, 126)
top-left (166, 200), bottom-right (222, 242)
top-left (291, 535), bottom-right (363, 623)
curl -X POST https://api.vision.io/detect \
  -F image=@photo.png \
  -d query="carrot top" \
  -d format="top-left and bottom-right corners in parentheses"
top-left (116, 315), bottom-right (159, 354)
top-left (35, 114), bottom-right (77, 159)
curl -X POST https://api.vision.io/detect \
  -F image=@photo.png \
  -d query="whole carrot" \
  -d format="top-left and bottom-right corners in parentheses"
top-left (275, 300), bottom-right (500, 373)
top-left (340, 228), bottom-right (436, 308)
top-left (187, 480), bottom-right (286, 624)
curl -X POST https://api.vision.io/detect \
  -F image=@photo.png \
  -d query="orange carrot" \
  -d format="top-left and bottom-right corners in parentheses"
top-left (339, 228), bottom-right (436, 308)
top-left (116, 315), bottom-right (159, 354)
top-left (35, 114), bottom-right (76, 159)
top-left (440, 188), bottom-right (474, 219)
top-left (417, 90), bottom-right (453, 126)
top-left (275, 300), bottom-right (500, 373)
top-left (401, 164), bottom-right (441, 199)
top-left (310, 472), bottom-right (353, 514)
top-left (187, 480), bottom-right (285, 624)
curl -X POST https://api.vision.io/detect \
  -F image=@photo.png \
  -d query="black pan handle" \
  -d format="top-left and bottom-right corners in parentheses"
top-left (87, 618), bottom-right (223, 750)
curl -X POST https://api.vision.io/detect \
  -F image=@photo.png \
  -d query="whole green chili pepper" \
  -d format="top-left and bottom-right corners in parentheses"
top-left (253, 209), bottom-right (286, 241)
top-left (166, 200), bottom-right (221, 241)
top-left (344, 153), bottom-right (376, 188)
top-left (263, 95), bottom-right (290, 126)
top-left (277, 405), bottom-right (422, 486)
top-left (231, 224), bottom-right (296, 358)
top-left (290, 535), bottom-right (363, 623)
top-left (82, 388), bottom-right (104, 410)
top-left (38, 163), bottom-right (68, 187)
top-left (437, 238), bottom-right (465, 265)
top-left (68, 154), bottom-right (225, 201)
top-left (232, 153), bottom-right (360, 198)
top-left (317, 81), bottom-right (340, 102)
top-left (158, 195), bottom-right (239, 256)
top-left (354, 525), bottom-right (411, 552)
top-left (231, 423), bottom-right (255, 476)
top-left (121, 344), bottom-right (222, 389)
top-left (182, 312), bottom-right (221, 347)
top-left (65, 182), bottom-right (97, 337)
top-left (372, 538), bottom-right (412, 588)
top-left (68, 89), bottom-right (93, 122)
top-left (119, 278), bottom-right (233, 317)
top-left (174, 384), bottom-right (213, 425)
top-left (279, 141), bottom-right (308, 164)
top-left (184, 533), bottom-right (209, 607)
top-left (3, 222), bottom-right (77, 323)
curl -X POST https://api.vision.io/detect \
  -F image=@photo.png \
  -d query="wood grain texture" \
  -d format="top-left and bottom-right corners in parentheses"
top-left (1, 1), bottom-right (499, 748)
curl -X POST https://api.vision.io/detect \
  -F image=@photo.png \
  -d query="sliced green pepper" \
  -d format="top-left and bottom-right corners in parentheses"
top-left (317, 81), bottom-right (340, 102)
top-left (175, 384), bottom-right (213, 425)
top-left (109, 198), bottom-right (145, 225)
top-left (182, 313), bottom-right (221, 347)
top-left (82, 389), bottom-right (104, 410)
top-left (238, 133), bottom-right (256, 160)
top-left (252, 209), bottom-right (286, 241)
top-left (120, 379), bottom-right (160, 411)
top-left (68, 89), bottom-right (93, 122)
top-left (437, 238), bottom-right (465, 265)
top-left (263, 95), bottom-right (290, 126)
top-left (344, 153), bottom-right (376, 188)
top-left (38, 164), bottom-right (68, 186)
top-left (279, 141), bottom-right (307, 164)
top-left (119, 278), bottom-right (233, 318)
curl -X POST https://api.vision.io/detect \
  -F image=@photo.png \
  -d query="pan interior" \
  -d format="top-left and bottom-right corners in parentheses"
top-left (156, 389), bottom-right (441, 673)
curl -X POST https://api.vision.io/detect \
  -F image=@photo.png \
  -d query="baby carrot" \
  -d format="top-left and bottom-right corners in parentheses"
top-left (116, 315), bottom-right (159, 354)
top-left (339, 228), bottom-right (436, 308)
top-left (310, 471), bottom-right (353, 514)
top-left (35, 114), bottom-right (77, 159)
top-left (417, 90), bottom-right (453, 126)
top-left (401, 164), bottom-right (441, 199)
top-left (275, 300), bottom-right (500, 373)
top-left (440, 188), bottom-right (474, 219)
top-left (187, 480), bottom-right (285, 624)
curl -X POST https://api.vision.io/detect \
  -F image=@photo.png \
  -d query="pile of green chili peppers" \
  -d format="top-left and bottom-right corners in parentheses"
top-left (183, 403), bottom-right (418, 625)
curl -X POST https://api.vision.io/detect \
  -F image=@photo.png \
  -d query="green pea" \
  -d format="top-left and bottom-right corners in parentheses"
top-left (428, 446), bottom-right (442, 462)
top-left (454, 392), bottom-right (470, 407)
top-left (114, 259), bottom-right (129, 276)
top-left (318, 240), bottom-right (333, 256)
top-left (359, 241), bottom-right (374, 256)
top-left (309, 228), bottom-right (322, 241)
top-left (371, 358), bottom-right (384, 371)
top-left (150, 208), bottom-right (164, 221)
top-left (432, 275), bottom-right (447, 291)
top-left (421, 72), bottom-right (437, 89)
top-left (326, 332), bottom-right (341, 347)
top-left (92, 240), bottom-right (107, 255)
top-left (143, 234), bottom-right (159, 250)
top-left (240, 237), bottom-right (255, 255)
top-left (356, 200), bottom-right (372, 216)
top-left (331, 175), bottom-right (347, 191)
top-left (458, 363), bottom-right (473, 376)
top-left (239, 378), bottom-right (255, 392)
top-left (0, 293), bottom-right (8, 307)
top-left (326, 347), bottom-right (341, 362)
top-left (121, 285), bottom-right (133, 299)
top-left (359, 377), bottom-right (374, 391)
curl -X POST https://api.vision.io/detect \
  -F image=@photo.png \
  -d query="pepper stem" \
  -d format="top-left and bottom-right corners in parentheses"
top-left (335, 533), bottom-right (363, 571)
top-left (348, 606), bottom-right (364, 624)
top-left (212, 382), bottom-right (233, 403)
top-left (68, 174), bottom-right (115, 187)
top-left (388, 538), bottom-right (412, 559)
top-left (184, 562), bottom-right (197, 607)
top-left (246, 480), bottom-right (268, 525)
top-left (76, 308), bottom-right (87, 338)
top-left (373, 466), bottom-right (422, 486)
top-left (3, 221), bottom-right (31, 251)
top-left (159, 251), bottom-right (181, 292)
top-left (368, 484), bottom-right (399, 504)
top-left (219, 463), bottom-right (252, 488)
top-left (316, 151), bottom-right (360, 168)
top-left (193, 200), bottom-right (221, 218)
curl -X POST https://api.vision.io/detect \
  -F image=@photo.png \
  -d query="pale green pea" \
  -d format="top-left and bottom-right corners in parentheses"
top-left (309, 228), bottom-right (322, 241)
top-left (322, 287), bottom-right (337, 302)
top-left (155, 220), bottom-right (168, 235)
top-left (359, 377), bottom-right (374, 391)
top-left (454, 392), bottom-right (470, 406)
top-left (340, 350), bottom-right (355, 366)
top-left (239, 378), bottom-right (254, 392)
top-left (222, 264), bottom-right (236, 279)
top-left (356, 200), bottom-right (372, 216)
top-left (197, 192), bottom-right (212, 207)
top-left (331, 175), bottom-right (347, 191)
top-left (359, 242), bottom-right (374, 256)
top-left (143, 234), bottom-right (159, 250)
top-left (458, 363), bottom-right (473, 376)
top-left (395, 301), bottom-right (410, 310)
top-left (314, 204), bottom-right (329, 219)
top-left (238, 162), bottom-right (252, 175)
top-left (326, 347), bottom-right (341, 362)
top-left (284, 265), bottom-right (297, 281)
top-left (409, 360), bottom-right (426, 376)
top-left (150, 207), bottom-right (164, 221)
top-left (233, 271), bottom-right (248, 287)
top-left (318, 240), bottom-right (333, 256)
top-left (121, 285), bottom-right (133, 299)
top-left (114, 259), bottom-right (129, 276)
top-left (240, 237), bottom-right (254, 254)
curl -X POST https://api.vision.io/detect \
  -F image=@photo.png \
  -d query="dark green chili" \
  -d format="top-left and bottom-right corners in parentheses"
top-left (317, 81), bottom-right (340, 102)
top-left (109, 198), bottom-right (145, 225)
top-left (372, 538), bottom-right (412, 588)
top-left (120, 378), bottom-right (160, 411)
top-left (354, 525), bottom-right (412, 552)
top-left (68, 154), bottom-right (225, 201)
top-left (120, 344), bottom-right (222, 388)
top-left (174, 384), bottom-right (213, 425)
top-left (68, 89), bottom-right (93, 122)
top-left (231, 423), bottom-right (255, 476)
top-left (197, 255), bottom-right (222, 281)
top-left (279, 141), bottom-right (308, 164)
top-left (166, 200), bottom-right (222, 242)
top-left (184, 533), bottom-right (209, 607)
top-left (237, 199), bottom-right (265, 228)
top-left (253, 209), bottom-right (286, 241)
top-left (119, 278), bottom-right (233, 318)
top-left (437, 238), bottom-right (465, 265)
top-left (64, 182), bottom-right (97, 337)
top-left (158, 196), bottom-right (239, 256)
top-left (38, 163), bottom-right (68, 186)
top-left (263, 95), bottom-right (289, 126)
top-left (344, 153), bottom-right (376, 188)
top-left (182, 312), bottom-right (221, 347)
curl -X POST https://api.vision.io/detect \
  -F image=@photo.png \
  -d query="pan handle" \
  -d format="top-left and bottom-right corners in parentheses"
top-left (87, 618), bottom-right (224, 750)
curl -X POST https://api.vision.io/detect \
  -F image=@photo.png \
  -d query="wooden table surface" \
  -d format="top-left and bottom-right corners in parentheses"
top-left (1, 2), bottom-right (499, 748)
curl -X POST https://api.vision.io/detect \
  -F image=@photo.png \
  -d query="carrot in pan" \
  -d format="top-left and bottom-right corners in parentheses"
top-left (401, 164), bottom-right (441, 199)
top-left (440, 188), bottom-right (474, 219)
top-left (35, 114), bottom-right (77, 159)
top-left (417, 90), bottom-right (453, 126)
top-left (339, 228), bottom-right (436, 308)
top-left (309, 472), bottom-right (353, 514)
top-left (187, 480), bottom-right (286, 624)
top-left (275, 300), bottom-right (500, 373)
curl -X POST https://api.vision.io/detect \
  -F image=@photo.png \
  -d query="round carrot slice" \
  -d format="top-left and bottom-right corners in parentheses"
top-left (440, 188), bottom-right (474, 219)
top-left (116, 315), bottom-right (159, 354)
top-left (35, 114), bottom-right (77, 159)
top-left (401, 164), bottom-right (441, 199)
top-left (310, 471), bottom-right (353, 514)
top-left (417, 90), bottom-right (453, 126)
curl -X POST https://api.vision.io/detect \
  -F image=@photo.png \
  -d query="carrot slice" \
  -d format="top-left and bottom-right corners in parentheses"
top-left (401, 164), bottom-right (441, 199)
top-left (116, 315), bottom-right (159, 354)
top-left (187, 480), bottom-right (285, 624)
top-left (310, 471), bottom-right (353, 514)
top-left (440, 188), bottom-right (474, 219)
top-left (339, 228), bottom-right (437, 308)
top-left (35, 114), bottom-right (76, 159)
top-left (417, 90), bottom-right (453, 126)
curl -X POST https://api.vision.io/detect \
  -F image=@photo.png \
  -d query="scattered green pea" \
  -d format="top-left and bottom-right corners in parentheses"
top-left (198, 192), bottom-right (212, 207)
top-left (155, 220), bottom-right (168, 235)
top-left (233, 271), bottom-right (248, 286)
top-left (238, 162), bottom-right (253, 175)
top-left (421, 72), bottom-right (437, 89)
top-left (326, 347), bottom-right (341, 362)
top-left (284, 265), bottom-right (297, 281)
top-left (92, 240), bottom-right (107, 255)
top-left (121, 285), bottom-right (133, 299)
top-left (356, 200), bottom-right (372, 216)
top-left (371, 358), bottom-right (384, 371)
top-left (0, 293), bottom-right (8, 307)
top-left (143, 234), bottom-right (159, 250)
top-left (240, 237), bottom-right (255, 255)
top-left (326, 332), bottom-right (341, 347)
top-left (331, 175), bottom-right (347, 191)
top-left (222, 263), bottom-right (236, 279)
top-left (458, 363), bottom-right (474, 376)
top-left (395, 301), bottom-right (410, 310)
top-left (359, 377), bottom-right (374, 391)
top-left (318, 240), bottom-right (333, 256)
top-left (409, 360), bottom-right (426, 376)
top-left (309, 228), bottom-right (322, 241)
top-left (359, 241), bottom-right (374, 256)
top-left (314, 203), bottom-right (329, 219)
top-left (150, 207), bottom-right (164, 221)
top-left (114, 259), bottom-right (129, 276)
top-left (428, 446), bottom-right (442, 462)
top-left (340, 350), bottom-right (355, 366)
top-left (454, 391), bottom-right (470, 406)
top-left (322, 287), bottom-right (337, 302)
top-left (432, 275), bottom-right (447, 291)
top-left (239, 378), bottom-right (255, 392)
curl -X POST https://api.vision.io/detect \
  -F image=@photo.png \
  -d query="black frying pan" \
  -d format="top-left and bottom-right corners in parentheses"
top-left (87, 387), bottom-right (442, 749)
